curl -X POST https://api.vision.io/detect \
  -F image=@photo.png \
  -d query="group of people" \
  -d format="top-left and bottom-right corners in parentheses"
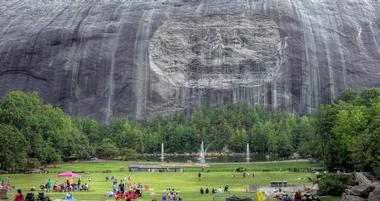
top-left (163, 188), bottom-right (182, 201)
top-left (111, 181), bottom-right (143, 195)
top-left (231, 172), bottom-right (254, 179)
top-left (37, 179), bottom-right (89, 192)
top-left (0, 176), bottom-right (12, 191)
top-left (273, 189), bottom-right (309, 201)
top-left (199, 185), bottom-right (229, 194)
top-left (107, 176), bottom-right (144, 200)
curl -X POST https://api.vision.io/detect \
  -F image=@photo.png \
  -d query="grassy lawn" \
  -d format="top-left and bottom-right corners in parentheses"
top-left (2, 161), bottom-right (334, 201)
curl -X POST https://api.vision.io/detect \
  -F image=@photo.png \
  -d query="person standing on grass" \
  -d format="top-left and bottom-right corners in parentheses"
top-left (224, 185), bottom-right (229, 192)
top-left (112, 182), bottom-right (118, 193)
top-left (198, 172), bottom-right (202, 181)
top-left (14, 189), bottom-right (24, 201)
top-left (78, 178), bottom-right (81, 189)
top-left (47, 179), bottom-right (52, 192)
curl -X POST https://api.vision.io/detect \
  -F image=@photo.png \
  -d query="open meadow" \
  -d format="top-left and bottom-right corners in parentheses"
top-left (2, 161), bottom-right (339, 201)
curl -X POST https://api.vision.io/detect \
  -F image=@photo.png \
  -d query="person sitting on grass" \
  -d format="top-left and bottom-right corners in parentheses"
top-left (294, 190), bottom-right (302, 201)
top-left (135, 188), bottom-right (141, 197)
top-left (115, 191), bottom-right (124, 200)
top-left (14, 189), bottom-right (25, 201)
top-left (30, 185), bottom-right (36, 191)
top-left (55, 185), bottom-right (62, 192)
top-left (39, 184), bottom-right (46, 191)
top-left (53, 181), bottom-right (58, 192)
top-left (108, 191), bottom-right (114, 198)
top-left (65, 193), bottom-right (73, 201)
top-left (83, 183), bottom-right (89, 191)
top-left (273, 188), bottom-right (284, 200)
top-left (282, 194), bottom-right (293, 201)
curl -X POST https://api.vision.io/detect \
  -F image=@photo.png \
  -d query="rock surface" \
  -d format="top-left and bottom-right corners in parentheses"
top-left (350, 185), bottom-right (375, 198)
top-left (342, 173), bottom-right (380, 201)
top-left (356, 173), bottom-right (374, 186)
top-left (1, 0), bottom-right (380, 122)
top-left (341, 194), bottom-right (365, 201)
top-left (368, 193), bottom-right (380, 201)
top-left (368, 185), bottom-right (380, 201)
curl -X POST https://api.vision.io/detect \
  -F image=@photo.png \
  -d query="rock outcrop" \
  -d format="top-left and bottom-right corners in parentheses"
top-left (1, 0), bottom-right (380, 122)
top-left (342, 173), bottom-right (380, 201)
top-left (368, 186), bottom-right (380, 201)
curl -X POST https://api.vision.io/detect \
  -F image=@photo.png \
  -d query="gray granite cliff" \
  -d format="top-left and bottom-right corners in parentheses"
top-left (1, 0), bottom-right (379, 122)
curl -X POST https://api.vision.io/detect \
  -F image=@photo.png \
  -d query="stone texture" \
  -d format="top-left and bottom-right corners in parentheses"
top-left (373, 186), bottom-right (380, 195)
top-left (0, 0), bottom-right (380, 122)
top-left (356, 172), bottom-right (373, 185)
top-left (350, 185), bottom-right (375, 198)
top-left (368, 192), bottom-right (380, 201)
top-left (368, 185), bottom-right (380, 201)
top-left (341, 194), bottom-right (365, 201)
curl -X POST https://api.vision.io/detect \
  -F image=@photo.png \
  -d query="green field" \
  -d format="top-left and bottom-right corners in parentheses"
top-left (2, 161), bottom-right (339, 201)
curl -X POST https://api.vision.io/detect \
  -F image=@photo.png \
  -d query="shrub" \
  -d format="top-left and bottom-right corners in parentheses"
top-left (235, 167), bottom-right (247, 172)
top-left (317, 173), bottom-right (355, 196)
top-left (27, 158), bottom-right (41, 169)
top-left (120, 148), bottom-right (138, 161)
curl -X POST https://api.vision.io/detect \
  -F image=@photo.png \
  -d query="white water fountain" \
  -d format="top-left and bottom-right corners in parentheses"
top-left (246, 143), bottom-right (251, 162)
top-left (160, 143), bottom-right (165, 162)
top-left (199, 141), bottom-right (206, 164)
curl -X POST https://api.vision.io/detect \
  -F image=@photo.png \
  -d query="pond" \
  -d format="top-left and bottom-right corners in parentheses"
top-left (136, 153), bottom-right (285, 163)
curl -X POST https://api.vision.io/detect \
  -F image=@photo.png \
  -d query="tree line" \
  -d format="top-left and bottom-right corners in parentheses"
top-left (314, 88), bottom-right (380, 174)
top-left (0, 89), bottom-right (379, 175)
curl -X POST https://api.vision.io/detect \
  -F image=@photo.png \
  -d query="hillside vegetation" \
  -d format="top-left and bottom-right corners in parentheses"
top-left (0, 88), bottom-right (379, 176)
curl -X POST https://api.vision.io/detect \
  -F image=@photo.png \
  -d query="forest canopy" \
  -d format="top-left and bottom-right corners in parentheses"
top-left (0, 89), bottom-right (379, 175)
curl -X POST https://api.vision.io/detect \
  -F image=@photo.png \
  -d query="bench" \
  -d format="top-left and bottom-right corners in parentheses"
top-left (270, 181), bottom-right (288, 187)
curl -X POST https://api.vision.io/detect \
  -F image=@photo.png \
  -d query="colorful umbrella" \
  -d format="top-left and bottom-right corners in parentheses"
top-left (58, 171), bottom-right (81, 178)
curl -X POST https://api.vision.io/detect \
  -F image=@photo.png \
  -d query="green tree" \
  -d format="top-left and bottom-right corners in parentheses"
top-left (0, 124), bottom-right (28, 171)
top-left (230, 128), bottom-right (248, 152)
top-left (0, 91), bottom-right (91, 165)
top-left (96, 138), bottom-right (119, 158)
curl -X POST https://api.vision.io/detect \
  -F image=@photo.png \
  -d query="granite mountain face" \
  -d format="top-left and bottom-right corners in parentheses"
top-left (0, 0), bottom-right (379, 122)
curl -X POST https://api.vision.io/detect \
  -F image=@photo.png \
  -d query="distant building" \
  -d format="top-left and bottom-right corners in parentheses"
top-left (128, 164), bottom-right (183, 172)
